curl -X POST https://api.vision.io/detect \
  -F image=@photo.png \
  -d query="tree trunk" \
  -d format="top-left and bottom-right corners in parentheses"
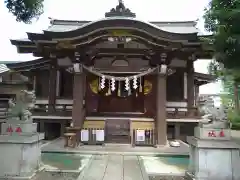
top-left (234, 80), bottom-right (240, 113)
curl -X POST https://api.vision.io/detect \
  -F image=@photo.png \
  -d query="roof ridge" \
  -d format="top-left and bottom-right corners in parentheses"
top-left (48, 17), bottom-right (197, 26)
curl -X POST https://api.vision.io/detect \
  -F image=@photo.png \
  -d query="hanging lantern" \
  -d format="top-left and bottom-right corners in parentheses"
top-left (100, 76), bottom-right (105, 89)
top-left (133, 76), bottom-right (138, 89)
top-left (111, 78), bottom-right (116, 91)
top-left (125, 78), bottom-right (130, 90)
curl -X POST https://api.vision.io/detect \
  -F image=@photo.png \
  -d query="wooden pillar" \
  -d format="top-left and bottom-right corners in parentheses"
top-left (187, 60), bottom-right (195, 108)
top-left (33, 75), bottom-right (37, 92)
top-left (174, 123), bottom-right (181, 139)
top-left (72, 64), bottom-right (85, 127)
top-left (56, 70), bottom-right (60, 97)
top-left (60, 122), bottom-right (66, 136)
top-left (156, 67), bottom-right (167, 146)
top-left (183, 72), bottom-right (187, 100)
top-left (48, 65), bottom-right (57, 112)
top-left (39, 122), bottom-right (45, 133)
top-left (195, 85), bottom-right (199, 106)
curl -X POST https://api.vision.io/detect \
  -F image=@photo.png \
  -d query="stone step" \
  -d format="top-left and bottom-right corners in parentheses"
top-left (104, 143), bottom-right (131, 147)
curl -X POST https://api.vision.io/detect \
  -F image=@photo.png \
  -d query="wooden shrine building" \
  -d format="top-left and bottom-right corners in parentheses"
top-left (8, 1), bottom-right (214, 145)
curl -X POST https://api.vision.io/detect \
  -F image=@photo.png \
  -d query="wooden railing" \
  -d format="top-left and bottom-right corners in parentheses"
top-left (34, 99), bottom-right (73, 112)
top-left (34, 99), bottom-right (201, 119)
top-left (167, 106), bottom-right (200, 119)
top-left (34, 104), bottom-right (73, 112)
top-left (0, 99), bottom-right (8, 120)
top-left (34, 103), bottom-right (87, 119)
top-left (34, 99), bottom-right (73, 115)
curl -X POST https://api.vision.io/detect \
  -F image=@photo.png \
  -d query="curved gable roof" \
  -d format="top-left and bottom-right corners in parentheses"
top-left (47, 18), bottom-right (199, 34)
top-left (10, 17), bottom-right (207, 57)
top-left (42, 17), bottom-right (198, 41)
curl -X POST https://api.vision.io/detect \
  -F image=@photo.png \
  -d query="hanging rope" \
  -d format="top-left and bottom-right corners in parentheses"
top-left (82, 65), bottom-right (158, 81)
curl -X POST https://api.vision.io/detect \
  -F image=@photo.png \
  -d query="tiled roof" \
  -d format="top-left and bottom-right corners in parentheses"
top-left (0, 61), bottom-right (21, 64)
top-left (0, 64), bottom-right (9, 74)
top-left (46, 18), bottom-right (200, 34)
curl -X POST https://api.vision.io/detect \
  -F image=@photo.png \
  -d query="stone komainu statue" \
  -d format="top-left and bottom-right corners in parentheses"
top-left (7, 90), bottom-right (36, 122)
top-left (198, 96), bottom-right (230, 129)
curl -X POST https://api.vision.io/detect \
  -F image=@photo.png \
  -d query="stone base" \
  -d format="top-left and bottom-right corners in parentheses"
top-left (194, 127), bottom-right (231, 140)
top-left (154, 141), bottom-right (170, 148)
top-left (0, 133), bottom-right (44, 179)
top-left (187, 136), bottom-right (240, 180)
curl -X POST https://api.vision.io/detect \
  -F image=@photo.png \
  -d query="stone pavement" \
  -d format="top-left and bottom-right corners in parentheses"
top-left (77, 155), bottom-right (148, 180)
top-left (231, 130), bottom-right (240, 144)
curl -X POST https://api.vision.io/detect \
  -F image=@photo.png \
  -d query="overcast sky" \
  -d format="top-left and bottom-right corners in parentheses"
top-left (0, 0), bottom-right (222, 94)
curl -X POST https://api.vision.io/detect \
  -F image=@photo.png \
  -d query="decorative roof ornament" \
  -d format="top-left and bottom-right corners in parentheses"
top-left (105, 0), bottom-right (136, 18)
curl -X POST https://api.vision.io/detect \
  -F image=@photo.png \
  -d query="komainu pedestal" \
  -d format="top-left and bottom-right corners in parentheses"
top-left (186, 97), bottom-right (240, 180)
top-left (186, 126), bottom-right (240, 180)
top-left (0, 90), bottom-right (44, 179)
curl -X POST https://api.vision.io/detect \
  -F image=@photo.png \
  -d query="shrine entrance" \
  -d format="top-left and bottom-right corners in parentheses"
top-left (97, 76), bottom-right (145, 113)
top-left (105, 119), bottom-right (131, 143)
top-left (98, 96), bottom-right (134, 112)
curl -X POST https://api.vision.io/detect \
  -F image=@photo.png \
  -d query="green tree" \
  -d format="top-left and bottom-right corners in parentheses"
top-left (5, 0), bottom-right (44, 23)
top-left (208, 60), bottom-right (240, 127)
top-left (204, 0), bottom-right (240, 113)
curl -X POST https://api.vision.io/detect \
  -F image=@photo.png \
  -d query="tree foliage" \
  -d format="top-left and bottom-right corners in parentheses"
top-left (5, 0), bottom-right (44, 23)
top-left (204, 0), bottom-right (240, 69)
top-left (204, 0), bottom-right (240, 114)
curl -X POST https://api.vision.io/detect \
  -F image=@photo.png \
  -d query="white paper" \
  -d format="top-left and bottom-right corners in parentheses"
top-left (96, 130), bottom-right (105, 141)
top-left (81, 130), bottom-right (89, 141)
top-left (136, 130), bottom-right (145, 141)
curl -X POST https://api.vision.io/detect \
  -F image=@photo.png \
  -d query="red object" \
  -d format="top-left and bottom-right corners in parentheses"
top-left (219, 130), bottom-right (225, 137)
top-left (208, 131), bottom-right (216, 137)
top-left (15, 127), bottom-right (22, 133)
top-left (7, 126), bottom-right (13, 133)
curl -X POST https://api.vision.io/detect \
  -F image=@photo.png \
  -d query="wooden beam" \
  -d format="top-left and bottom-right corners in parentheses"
top-left (12, 65), bottom-right (50, 72)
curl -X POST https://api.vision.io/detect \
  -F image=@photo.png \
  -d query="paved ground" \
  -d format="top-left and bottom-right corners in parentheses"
top-left (32, 171), bottom-right (80, 180)
top-left (33, 155), bottom-right (148, 180)
top-left (231, 130), bottom-right (240, 144)
top-left (77, 155), bottom-right (148, 180)
top-left (41, 138), bottom-right (189, 156)
top-left (38, 130), bottom-right (240, 180)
